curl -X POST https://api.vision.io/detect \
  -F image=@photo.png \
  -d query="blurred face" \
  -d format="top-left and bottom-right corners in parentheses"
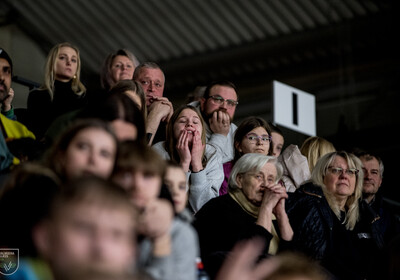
top-left (236, 162), bottom-right (277, 206)
top-left (110, 55), bottom-right (134, 84)
top-left (173, 108), bottom-right (203, 145)
top-left (164, 166), bottom-right (188, 213)
top-left (360, 156), bottom-right (382, 196)
top-left (62, 128), bottom-right (116, 180)
top-left (0, 58), bottom-right (11, 102)
top-left (110, 119), bottom-right (137, 141)
top-left (135, 68), bottom-right (165, 106)
top-left (237, 127), bottom-right (271, 155)
top-left (46, 202), bottom-right (135, 275)
top-left (323, 156), bottom-right (356, 200)
top-left (113, 169), bottom-right (162, 210)
top-left (200, 85), bottom-right (238, 121)
top-left (55, 46), bottom-right (78, 82)
top-left (271, 132), bottom-right (284, 157)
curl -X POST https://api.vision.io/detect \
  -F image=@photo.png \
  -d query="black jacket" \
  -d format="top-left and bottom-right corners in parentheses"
top-left (285, 182), bottom-right (365, 280)
top-left (354, 194), bottom-right (400, 279)
top-left (27, 80), bottom-right (87, 140)
top-left (193, 194), bottom-right (275, 279)
top-left (285, 182), bottom-right (334, 260)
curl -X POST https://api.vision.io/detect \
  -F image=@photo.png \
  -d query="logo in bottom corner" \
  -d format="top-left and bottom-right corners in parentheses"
top-left (0, 249), bottom-right (19, 275)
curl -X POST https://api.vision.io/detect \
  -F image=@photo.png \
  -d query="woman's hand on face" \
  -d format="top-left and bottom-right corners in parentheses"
top-left (268, 185), bottom-right (288, 219)
top-left (190, 130), bottom-right (205, 172)
top-left (260, 184), bottom-right (288, 212)
top-left (176, 130), bottom-right (191, 171)
top-left (273, 197), bottom-right (287, 219)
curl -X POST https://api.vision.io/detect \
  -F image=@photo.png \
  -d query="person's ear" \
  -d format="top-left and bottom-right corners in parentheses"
top-left (236, 174), bottom-right (244, 189)
top-left (235, 141), bottom-right (242, 153)
top-left (200, 97), bottom-right (206, 111)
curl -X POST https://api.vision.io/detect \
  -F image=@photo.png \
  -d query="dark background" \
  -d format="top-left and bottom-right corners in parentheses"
top-left (2, 0), bottom-right (399, 207)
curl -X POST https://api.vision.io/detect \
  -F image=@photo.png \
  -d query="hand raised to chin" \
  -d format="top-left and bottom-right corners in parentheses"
top-left (209, 110), bottom-right (231, 136)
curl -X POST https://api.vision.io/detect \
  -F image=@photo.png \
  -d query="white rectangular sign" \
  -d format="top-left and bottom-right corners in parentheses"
top-left (273, 80), bottom-right (316, 136)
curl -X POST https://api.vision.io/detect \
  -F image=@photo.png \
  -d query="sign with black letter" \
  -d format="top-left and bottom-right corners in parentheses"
top-left (273, 80), bottom-right (316, 136)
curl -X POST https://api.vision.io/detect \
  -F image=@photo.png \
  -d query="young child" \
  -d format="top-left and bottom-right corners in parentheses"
top-left (45, 118), bottom-right (118, 181)
top-left (33, 176), bottom-right (138, 279)
top-left (112, 141), bottom-right (199, 280)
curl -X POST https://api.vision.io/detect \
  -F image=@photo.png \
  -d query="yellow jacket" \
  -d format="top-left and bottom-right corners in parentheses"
top-left (1, 113), bottom-right (36, 164)
top-left (1, 113), bottom-right (35, 140)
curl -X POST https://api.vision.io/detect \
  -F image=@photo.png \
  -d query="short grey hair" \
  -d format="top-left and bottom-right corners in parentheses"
top-left (228, 153), bottom-right (283, 191)
top-left (133, 61), bottom-right (165, 81)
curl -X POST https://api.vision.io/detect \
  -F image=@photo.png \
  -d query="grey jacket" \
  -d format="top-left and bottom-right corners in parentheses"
top-left (138, 218), bottom-right (200, 280)
top-left (152, 142), bottom-right (224, 212)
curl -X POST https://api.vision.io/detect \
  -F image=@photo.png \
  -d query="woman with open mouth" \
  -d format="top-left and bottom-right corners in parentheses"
top-left (152, 104), bottom-right (224, 213)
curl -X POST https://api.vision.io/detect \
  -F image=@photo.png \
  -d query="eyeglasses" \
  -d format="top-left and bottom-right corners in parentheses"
top-left (208, 95), bottom-right (239, 108)
top-left (245, 172), bottom-right (276, 184)
top-left (327, 166), bottom-right (359, 177)
top-left (245, 133), bottom-right (272, 143)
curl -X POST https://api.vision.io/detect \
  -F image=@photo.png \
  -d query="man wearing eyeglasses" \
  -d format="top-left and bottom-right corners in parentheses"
top-left (189, 81), bottom-right (238, 164)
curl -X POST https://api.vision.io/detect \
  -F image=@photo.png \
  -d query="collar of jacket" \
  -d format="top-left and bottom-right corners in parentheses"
top-left (300, 182), bottom-right (335, 231)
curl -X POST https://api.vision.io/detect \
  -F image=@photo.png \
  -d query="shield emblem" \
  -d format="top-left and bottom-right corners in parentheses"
top-left (0, 249), bottom-right (19, 276)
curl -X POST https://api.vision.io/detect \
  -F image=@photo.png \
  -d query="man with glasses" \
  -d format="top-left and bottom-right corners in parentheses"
top-left (190, 81), bottom-right (239, 163)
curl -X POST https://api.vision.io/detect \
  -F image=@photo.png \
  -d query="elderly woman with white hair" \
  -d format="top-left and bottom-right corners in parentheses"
top-left (193, 153), bottom-right (293, 279)
top-left (286, 151), bottom-right (365, 280)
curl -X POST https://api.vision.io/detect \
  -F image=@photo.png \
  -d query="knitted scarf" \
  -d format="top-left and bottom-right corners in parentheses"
top-left (229, 189), bottom-right (279, 254)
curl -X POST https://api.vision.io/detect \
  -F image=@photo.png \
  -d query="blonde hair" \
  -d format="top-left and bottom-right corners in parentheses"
top-left (100, 49), bottom-right (140, 91)
top-left (311, 151), bottom-right (363, 230)
top-left (41, 42), bottom-right (86, 100)
top-left (300, 136), bottom-right (336, 172)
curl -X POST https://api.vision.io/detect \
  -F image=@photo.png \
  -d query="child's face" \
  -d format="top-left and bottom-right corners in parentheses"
top-left (173, 108), bottom-right (203, 145)
top-left (113, 168), bottom-right (162, 210)
top-left (164, 166), bottom-right (188, 213)
top-left (44, 202), bottom-right (136, 275)
top-left (271, 132), bottom-right (284, 157)
top-left (62, 128), bottom-right (116, 180)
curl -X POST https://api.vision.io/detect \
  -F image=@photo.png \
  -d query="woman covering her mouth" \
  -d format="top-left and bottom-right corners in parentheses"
top-left (152, 104), bottom-right (224, 213)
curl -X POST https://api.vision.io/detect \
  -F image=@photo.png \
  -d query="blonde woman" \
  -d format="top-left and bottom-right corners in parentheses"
top-left (286, 151), bottom-right (364, 279)
top-left (27, 42), bottom-right (87, 140)
top-left (300, 136), bottom-right (336, 172)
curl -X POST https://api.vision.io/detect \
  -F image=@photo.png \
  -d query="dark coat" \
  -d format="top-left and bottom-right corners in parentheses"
top-left (27, 80), bottom-right (87, 140)
top-left (193, 194), bottom-right (274, 279)
top-left (285, 182), bottom-right (334, 260)
top-left (357, 193), bottom-right (400, 249)
top-left (354, 193), bottom-right (400, 279)
top-left (285, 182), bottom-right (365, 280)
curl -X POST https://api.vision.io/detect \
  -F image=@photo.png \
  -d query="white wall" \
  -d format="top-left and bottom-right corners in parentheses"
top-left (0, 24), bottom-right (46, 108)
